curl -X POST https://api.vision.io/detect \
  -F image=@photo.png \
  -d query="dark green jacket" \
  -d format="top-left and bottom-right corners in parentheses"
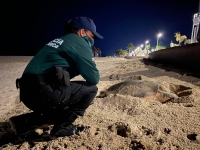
top-left (23, 33), bottom-right (99, 84)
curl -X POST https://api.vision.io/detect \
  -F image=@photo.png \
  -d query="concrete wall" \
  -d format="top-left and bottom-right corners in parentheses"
top-left (148, 43), bottom-right (200, 73)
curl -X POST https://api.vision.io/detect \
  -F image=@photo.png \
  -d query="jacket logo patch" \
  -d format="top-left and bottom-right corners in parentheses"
top-left (47, 39), bottom-right (64, 48)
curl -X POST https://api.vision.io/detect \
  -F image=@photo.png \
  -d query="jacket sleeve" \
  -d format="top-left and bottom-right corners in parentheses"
top-left (69, 46), bottom-right (100, 85)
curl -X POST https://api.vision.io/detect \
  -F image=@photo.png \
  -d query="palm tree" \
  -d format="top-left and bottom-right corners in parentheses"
top-left (115, 49), bottom-right (128, 57)
top-left (127, 43), bottom-right (135, 54)
top-left (174, 32), bottom-right (187, 46)
top-left (180, 35), bottom-right (187, 45)
top-left (174, 32), bottom-right (181, 45)
top-left (115, 49), bottom-right (122, 57)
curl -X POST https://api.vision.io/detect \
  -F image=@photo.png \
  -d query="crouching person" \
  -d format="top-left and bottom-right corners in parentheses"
top-left (10, 16), bottom-right (103, 137)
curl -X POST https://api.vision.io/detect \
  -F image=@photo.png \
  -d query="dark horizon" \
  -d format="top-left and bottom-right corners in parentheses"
top-left (1, 0), bottom-right (199, 56)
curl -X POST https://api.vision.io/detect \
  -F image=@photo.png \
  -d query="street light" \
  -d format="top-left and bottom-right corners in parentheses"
top-left (145, 40), bottom-right (149, 49)
top-left (140, 44), bottom-right (144, 48)
top-left (145, 40), bottom-right (149, 55)
top-left (156, 33), bottom-right (162, 50)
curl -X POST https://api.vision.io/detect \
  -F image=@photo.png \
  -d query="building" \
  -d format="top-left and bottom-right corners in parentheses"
top-left (92, 46), bottom-right (101, 57)
top-left (191, 13), bottom-right (200, 43)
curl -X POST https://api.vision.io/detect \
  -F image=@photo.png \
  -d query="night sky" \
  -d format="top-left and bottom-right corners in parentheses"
top-left (2, 0), bottom-right (199, 56)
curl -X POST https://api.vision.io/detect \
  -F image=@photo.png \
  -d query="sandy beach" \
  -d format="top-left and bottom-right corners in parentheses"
top-left (0, 56), bottom-right (200, 150)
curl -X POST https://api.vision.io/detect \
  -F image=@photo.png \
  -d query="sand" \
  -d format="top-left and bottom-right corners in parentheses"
top-left (0, 56), bottom-right (200, 150)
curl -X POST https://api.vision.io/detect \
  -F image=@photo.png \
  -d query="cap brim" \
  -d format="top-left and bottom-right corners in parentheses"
top-left (92, 31), bottom-right (103, 39)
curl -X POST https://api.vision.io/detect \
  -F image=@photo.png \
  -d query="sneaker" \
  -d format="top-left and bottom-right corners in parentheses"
top-left (50, 123), bottom-right (79, 137)
top-left (9, 112), bottom-right (53, 135)
top-left (9, 115), bottom-right (30, 135)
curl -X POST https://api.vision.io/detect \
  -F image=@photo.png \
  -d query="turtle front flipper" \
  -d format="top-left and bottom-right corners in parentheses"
top-left (155, 91), bottom-right (178, 103)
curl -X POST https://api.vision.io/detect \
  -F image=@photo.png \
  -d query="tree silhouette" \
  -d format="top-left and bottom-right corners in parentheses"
top-left (92, 46), bottom-right (101, 57)
top-left (127, 43), bottom-right (135, 54)
top-left (174, 32), bottom-right (187, 46)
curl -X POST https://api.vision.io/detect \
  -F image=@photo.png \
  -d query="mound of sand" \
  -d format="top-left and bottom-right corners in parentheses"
top-left (0, 56), bottom-right (200, 150)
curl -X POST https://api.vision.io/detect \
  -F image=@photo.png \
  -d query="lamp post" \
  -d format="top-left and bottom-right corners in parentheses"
top-left (140, 45), bottom-right (144, 56)
top-left (145, 40), bottom-right (149, 50)
top-left (156, 33), bottom-right (162, 50)
top-left (145, 40), bottom-right (149, 55)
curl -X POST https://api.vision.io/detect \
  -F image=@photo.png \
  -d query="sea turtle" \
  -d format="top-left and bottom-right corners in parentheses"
top-left (98, 80), bottom-right (192, 103)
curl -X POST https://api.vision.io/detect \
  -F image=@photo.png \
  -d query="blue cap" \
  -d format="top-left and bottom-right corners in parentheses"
top-left (72, 17), bottom-right (103, 39)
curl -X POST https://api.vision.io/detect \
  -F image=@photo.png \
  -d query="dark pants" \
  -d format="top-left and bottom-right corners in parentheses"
top-left (20, 80), bottom-right (98, 123)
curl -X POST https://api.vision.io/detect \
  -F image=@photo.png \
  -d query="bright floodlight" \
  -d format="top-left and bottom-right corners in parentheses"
top-left (156, 33), bottom-right (162, 50)
top-left (145, 40), bottom-right (149, 44)
top-left (141, 44), bottom-right (144, 48)
top-left (158, 33), bottom-right (162, 37)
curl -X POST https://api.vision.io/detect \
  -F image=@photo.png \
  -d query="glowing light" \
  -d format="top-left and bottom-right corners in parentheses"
top-left (158, 33), bottom-right (162, 37)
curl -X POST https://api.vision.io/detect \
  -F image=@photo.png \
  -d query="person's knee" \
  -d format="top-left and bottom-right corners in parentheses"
top-left (91, 85), bottom-right (98, 93)
top-left (84, 82), bottom-right (98, 93)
